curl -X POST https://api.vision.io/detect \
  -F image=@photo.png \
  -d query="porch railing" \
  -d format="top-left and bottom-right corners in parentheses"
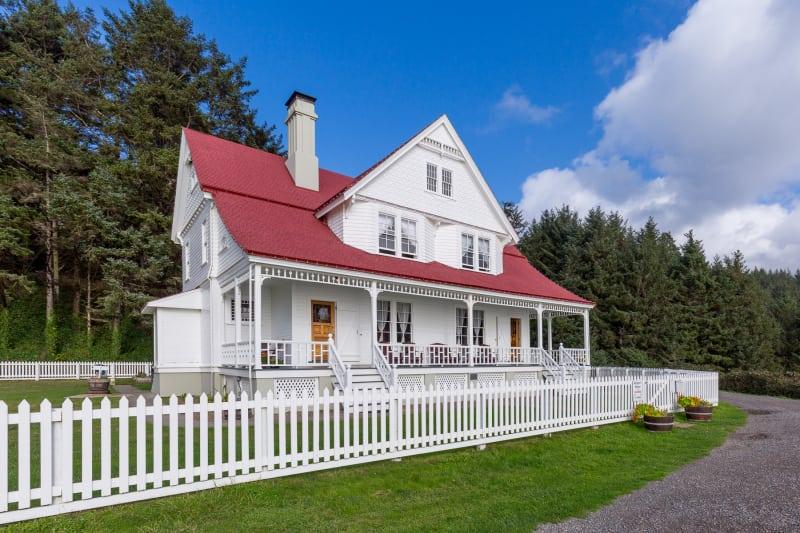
top-left (560, 347), bottom-right (589, 366)
top-left (372, 341), bottom-right (395, 387)
top-left (327, 335), bottom-right (351, 388)
top-left (259, 340), bottom-right (330, 367)
top-left (220, 341), bottom-right (254, 366)
top-left (377, 344), bottom-right (549, 367)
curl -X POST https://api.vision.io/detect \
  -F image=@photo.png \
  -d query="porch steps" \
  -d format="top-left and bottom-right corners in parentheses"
top-left (334, 364), bottom-right (387, 391)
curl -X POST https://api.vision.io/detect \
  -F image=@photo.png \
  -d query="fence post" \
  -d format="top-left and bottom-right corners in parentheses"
top-left (75, 363), bottom-right (80, 380)
top-left (51, 408), bottom-right (63, 504)
top-left (35, 362), bottom-right (40, 381)
top-left (110, 362), bottom-right (116, 384)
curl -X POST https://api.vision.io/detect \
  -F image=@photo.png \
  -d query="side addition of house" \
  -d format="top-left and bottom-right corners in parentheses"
top-left (144, 91), bottom-right (594, 397)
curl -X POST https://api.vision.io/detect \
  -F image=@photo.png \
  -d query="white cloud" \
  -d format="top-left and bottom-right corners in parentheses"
top-left (486, 85), bottom-right (558, 131)
top-left (519, 0), bottom-right (800, 269)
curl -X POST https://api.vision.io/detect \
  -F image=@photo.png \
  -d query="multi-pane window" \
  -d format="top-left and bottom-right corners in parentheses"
top-left (441, 168), bottom-right (452, 197)
top-left (201, 220), bottom-right (209, 265)
top-left (461, 233), bottom-right (474, 269)
top-left (478, 237), bottom-right (490, 272)
top-left (230, 298), bottom-right (251, 322)
top-left (378, 213), bottom-right (396, 254)
top-left (377, 300), bottom-right (391, 343)
top-left (456, 308), bottom-right (485, 345)
top-left (426, 163), bottom-right (437, 192)
top-left (456, 308), bottom-right (469, 346)
top-left (472, 310), bottom-right (485, 345)
top-left (184, 242), bottom-right (191, 280)
top-left (396, 302), bottom-right (413, 343)
top-left (401, 218), bottom-right (417, 258)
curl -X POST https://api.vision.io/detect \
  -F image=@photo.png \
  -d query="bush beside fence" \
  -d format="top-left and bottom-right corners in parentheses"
top-left (720, 370), bottom-right (800, 399)
top-left (0, 370), bottom-right (717, 524)
top-left (0, 361), bottom-right (152, 381)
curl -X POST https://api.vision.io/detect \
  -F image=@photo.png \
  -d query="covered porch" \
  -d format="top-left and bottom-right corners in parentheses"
top-left (218, 261), bottom-right (592, 380)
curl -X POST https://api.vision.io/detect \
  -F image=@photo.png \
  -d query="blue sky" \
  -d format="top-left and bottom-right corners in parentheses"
top-left (75, 0), bottom-right (690, 201)
top-left (74, 0), bottom-right (800, 268)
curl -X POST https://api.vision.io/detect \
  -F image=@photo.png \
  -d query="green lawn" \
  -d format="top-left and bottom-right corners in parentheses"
top-left (0, 380), bottom-right (89, 410)
top-left (5, 402), bottom-right (746, 532)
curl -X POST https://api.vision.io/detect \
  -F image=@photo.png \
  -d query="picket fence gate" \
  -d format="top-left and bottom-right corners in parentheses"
top-left (0, 361), bottom-right (152, 381)
top-left (0, 370), bottom-right (718, 524)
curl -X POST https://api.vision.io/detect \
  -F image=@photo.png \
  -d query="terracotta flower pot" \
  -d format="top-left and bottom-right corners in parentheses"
top-left (643, 413), bottom-right (674, 432)
top-left (684, 405), bottom-right (713, 421)
top-left (88, 377), bottom-right (110, 394)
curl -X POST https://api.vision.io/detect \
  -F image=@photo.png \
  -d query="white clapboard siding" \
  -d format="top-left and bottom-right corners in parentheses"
top-left (0, 361), bottom-right (151, 381)
top-left (0, 369), bottom-right (718, 525)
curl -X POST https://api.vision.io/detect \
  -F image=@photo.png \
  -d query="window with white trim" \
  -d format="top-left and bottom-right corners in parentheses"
top-left (184, 242), bottom-right (191, 280)
top-left (201, 220), bottom-right (209, 265)
top-left (396, 302), bottom-right (412, 343)
top-left (426, 163), bottom-right (437, 192)
top-left (461, 233), bottom-right (474, 269)
top-left (378, 213), bottom-right (396, 255)
top-left (377, 300), bottom-right (391, 343)
top-left (230, 298), bottom-right (251, 322)
top-left (400, 218), bottom-right (417, 258)
top-left (478, 237), bottom-right (490, 272)
top-left (441, 168), bottom-right (452, 197)
top-left (456, 308), bottom-right (486, 345)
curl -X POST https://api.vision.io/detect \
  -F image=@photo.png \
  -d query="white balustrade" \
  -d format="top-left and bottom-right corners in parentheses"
top-left (259, 340), bottom-right (330, 367)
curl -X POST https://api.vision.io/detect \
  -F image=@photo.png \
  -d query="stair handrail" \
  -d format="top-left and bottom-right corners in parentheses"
top-left (372, 341), bottom-right (395, 388)
top-left (327, 334), bottom-right (351, 389)
top-left (539, 347), bottom-right (565, 381)
top-left (558, 343), bottom-right (582, 370)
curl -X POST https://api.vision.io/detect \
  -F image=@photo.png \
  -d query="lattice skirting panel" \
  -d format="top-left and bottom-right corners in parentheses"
top-left (476, 373), bottom-right (505, 387)
top-left (274, 378), bottom-right (319, 399)
top-left (396, 375), bottom-right (425, 392)
top-left (512, 372), bottom-right (538, 383)
top-left (434, 374), bottom-right (467, 390)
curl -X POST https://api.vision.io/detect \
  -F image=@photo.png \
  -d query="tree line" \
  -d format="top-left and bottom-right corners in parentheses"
top-left (0, 0), bottom-right (282, 357)
top-left (504, 203), bottom-right (799, 371)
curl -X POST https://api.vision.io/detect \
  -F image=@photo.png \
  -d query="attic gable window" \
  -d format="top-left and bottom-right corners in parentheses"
top-left (426, 163), bottom-right (437, 192)
top-left (441, 168), bottom-right (452, 197)
top-left (461, 233), bottom-right (474, 269)
top-left (188, 164), bottom-right (199, 191)
top-left (378, 213), bottom-right (396, 255)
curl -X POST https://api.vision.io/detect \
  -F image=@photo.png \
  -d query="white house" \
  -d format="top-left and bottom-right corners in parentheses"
top-left (144, 91), bottom-right (594, 397)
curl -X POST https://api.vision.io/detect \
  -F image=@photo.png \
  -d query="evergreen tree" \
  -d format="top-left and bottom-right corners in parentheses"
top-left (502, 201), bottom-right (528, 236)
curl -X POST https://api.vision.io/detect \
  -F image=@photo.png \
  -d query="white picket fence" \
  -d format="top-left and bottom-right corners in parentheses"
top-left (0, 361), bottom-right (152, 381)
top-left (0, 370), bottom-right (718, 524)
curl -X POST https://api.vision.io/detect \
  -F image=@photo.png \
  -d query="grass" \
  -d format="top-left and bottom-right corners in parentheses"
top-left (0, 380), bottom-right (89, 411)
top-left (4, 400), bottom-right (746, 532)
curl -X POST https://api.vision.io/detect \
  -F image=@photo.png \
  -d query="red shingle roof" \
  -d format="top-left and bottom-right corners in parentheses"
top-left (184, 128), bottom-right (591, 305)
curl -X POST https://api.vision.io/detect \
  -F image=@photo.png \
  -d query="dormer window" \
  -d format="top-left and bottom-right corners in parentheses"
top-left (426, 163), bottom-right (437, 192)
top-left (378, 213), bottom-right (396, 255)
top-left (441, 168), bottom-right (452, 197)
top-left (478, 237), bottom-right (490, 272)
top-left (461, 233), bottom-right (474, 269)
top-left (401, 218), bottom-right (417, 258)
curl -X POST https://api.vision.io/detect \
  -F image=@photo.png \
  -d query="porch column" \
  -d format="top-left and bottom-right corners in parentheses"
top-left (536, 306), bottom-right (543, 350)
top-left (583, 309), bottom-right (590, 365)
top-left (466, 295), bottom-right (474, 367)
top-left (234, 279), bottom-right (241, 366)
top-left (547, 313), bottom-right (553, 352)
top-left (368, 282), bottom-right (379, 345)
top-left (254, 268), bottom-right (264, 370)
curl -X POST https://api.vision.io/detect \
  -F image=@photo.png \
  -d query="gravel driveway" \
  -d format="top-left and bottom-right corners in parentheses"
top-left (538, 391), bottom-right (800, 533)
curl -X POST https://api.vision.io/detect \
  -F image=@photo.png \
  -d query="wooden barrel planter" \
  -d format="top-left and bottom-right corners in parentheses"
top-left (684, 406), bottom-right (713, 421)
top-left (643, 413), bottom-right (674, 432)
top-left (88, 377), bottom-right (110, 394)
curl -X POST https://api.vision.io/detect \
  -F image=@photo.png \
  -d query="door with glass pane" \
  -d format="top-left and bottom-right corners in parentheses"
top-left (510, 318), bottom-right (521, 362)
top-left (311, 301), bottom-right (335, 363)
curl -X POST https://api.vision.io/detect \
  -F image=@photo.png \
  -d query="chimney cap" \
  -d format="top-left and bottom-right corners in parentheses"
top-left (285, 90), bottom-right (317, 108)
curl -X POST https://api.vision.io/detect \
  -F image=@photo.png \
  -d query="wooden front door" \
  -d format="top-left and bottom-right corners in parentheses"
top-left (311, 301), bottom-right (335, 363)
top-left (510, 318), bottom-right (521, 362)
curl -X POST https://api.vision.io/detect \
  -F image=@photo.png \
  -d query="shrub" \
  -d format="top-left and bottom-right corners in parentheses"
top-left (677, 395), bottom-right (712, 409)
top-left (720, 370), bottom-right (800, 399)
top-left (632, 403), bottom-right (666, 423)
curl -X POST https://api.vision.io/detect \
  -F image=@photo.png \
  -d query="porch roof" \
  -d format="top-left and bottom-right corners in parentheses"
top-left (184, 129), bottom-right (592, 306)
